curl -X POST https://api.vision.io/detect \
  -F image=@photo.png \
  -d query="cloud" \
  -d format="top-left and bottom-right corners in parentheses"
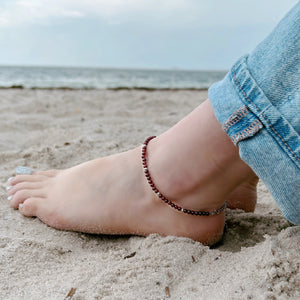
top-left (0, 0), bottom-right (192, 27)
top-left (0, 0), bottom-right (297, 30)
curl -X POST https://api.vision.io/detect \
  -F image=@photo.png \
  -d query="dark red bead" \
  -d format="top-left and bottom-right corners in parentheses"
top-left (142, 136), bottom-right (221, 217)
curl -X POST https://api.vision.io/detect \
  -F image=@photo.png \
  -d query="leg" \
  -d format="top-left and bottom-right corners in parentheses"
top-left (209, 2), bottom-right (300, 224)
top-left (7, 99), bottom-right (256, 245)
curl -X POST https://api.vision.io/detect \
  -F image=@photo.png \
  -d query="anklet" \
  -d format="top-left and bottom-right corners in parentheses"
top-left (142, 136), bottom-right (226, 216)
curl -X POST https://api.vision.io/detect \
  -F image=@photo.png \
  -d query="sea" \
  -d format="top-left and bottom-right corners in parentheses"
top-left (0, 66), bottom-right (226, 90)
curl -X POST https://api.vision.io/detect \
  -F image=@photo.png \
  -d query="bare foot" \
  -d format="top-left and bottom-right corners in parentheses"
top-left (6, 99), bottom-right (257, 245)
top-left (226, 175), bottom-right (259, 212)
top-left (7, 148), bottom-right (226, 245)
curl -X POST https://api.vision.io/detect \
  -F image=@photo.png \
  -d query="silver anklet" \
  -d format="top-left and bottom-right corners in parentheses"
top-left (142, 136), bottom-right (226, 216)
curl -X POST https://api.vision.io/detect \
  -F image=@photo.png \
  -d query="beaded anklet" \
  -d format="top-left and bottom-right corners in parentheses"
top-left (142, 136), bottom-right (226, 216)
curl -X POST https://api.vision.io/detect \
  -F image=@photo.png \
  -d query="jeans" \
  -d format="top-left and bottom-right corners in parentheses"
top-left (208, 2), bottom-right (300, 224)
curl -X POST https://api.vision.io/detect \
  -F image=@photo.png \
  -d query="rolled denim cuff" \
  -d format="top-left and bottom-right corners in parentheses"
top-left (209, 55), bottom-right (300, 225)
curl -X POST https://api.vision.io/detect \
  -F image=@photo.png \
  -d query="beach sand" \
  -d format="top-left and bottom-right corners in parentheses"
top-left (0, 89), bottom-right (299, 299)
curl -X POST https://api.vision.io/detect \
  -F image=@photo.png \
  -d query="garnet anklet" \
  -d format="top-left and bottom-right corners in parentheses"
top-left (142, 136), bottom-right (226, 216)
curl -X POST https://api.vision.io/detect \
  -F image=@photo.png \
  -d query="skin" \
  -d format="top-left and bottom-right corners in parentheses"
top-left (7, 99), bottom-right (258, 245)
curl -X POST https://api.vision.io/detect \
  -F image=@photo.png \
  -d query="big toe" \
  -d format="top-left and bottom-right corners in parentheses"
top-left (18, 197), bottom-right (42, 217)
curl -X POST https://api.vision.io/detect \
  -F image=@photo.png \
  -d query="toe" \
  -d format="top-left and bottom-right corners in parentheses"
top-left (7, 181), bottom-right (44, 196)
top-left (8, 174), bottom-right (48, 186)
top-left (9, 189), bottom-right (45, 209)
top-left (18, 198), bottom-right (40, 217)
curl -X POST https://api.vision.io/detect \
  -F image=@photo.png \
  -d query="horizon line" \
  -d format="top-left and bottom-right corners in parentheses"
top-left (0, 64), bottom-right (228, 73)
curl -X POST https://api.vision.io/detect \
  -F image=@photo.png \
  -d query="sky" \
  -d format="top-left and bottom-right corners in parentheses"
top-left (0, 0), bottom-right (298, 70)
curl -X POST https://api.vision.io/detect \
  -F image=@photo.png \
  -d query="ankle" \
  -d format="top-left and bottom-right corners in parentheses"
top-left (140, 100), bottom-right (256, 211)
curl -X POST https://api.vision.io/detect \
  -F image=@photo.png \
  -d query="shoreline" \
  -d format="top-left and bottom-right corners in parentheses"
top-left (0, 85), bottom-right (209, 91)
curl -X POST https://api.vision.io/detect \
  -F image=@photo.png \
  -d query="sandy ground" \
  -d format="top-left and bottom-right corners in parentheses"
top-left (0, 89), bottom-right (299, 300)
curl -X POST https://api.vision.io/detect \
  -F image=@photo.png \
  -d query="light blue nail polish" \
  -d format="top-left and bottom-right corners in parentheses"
top-left (7, 177), bottom-right (14, 182)
top-left (7, 195), bottom-right (13, 201)
top-left (15, 166), bottom-right (34, 175)
top-left (6, 186), bottom-right (12, 191)
top-left (18, 203), bottom-right (23, 209)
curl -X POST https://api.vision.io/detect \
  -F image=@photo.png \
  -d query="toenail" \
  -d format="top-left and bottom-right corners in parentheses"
top-left (16, 166), bottom-right (34, 175)
top-left (7, 195), bottom-right (13, 201)
top-left (18, 203), bottom-right (23, 210)
top-left (7, 177), bottom-right (15, 182)
top-left (6, 186), bottom-right (12, 191)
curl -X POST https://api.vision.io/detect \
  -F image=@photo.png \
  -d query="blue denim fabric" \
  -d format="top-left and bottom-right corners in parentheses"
top-left (209, 2), bottom-right (300, 224)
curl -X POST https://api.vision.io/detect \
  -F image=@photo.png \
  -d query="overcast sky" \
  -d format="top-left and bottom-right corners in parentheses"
top-left (0, 0), bottom-right (298, 70)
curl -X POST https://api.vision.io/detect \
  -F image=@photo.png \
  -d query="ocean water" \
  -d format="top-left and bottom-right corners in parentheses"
top-left (0, 66), bottom-right (226, 90)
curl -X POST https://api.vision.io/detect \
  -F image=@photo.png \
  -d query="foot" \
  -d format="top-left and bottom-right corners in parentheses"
top-left (6, 99), bottom-right (257, 245)
top-left (226, 175), bottom-right (259, 212)
top-left (7, 148), bottom-right (226, 245)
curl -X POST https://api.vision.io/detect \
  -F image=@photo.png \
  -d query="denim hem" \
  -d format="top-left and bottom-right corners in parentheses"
top-left (231, 56), bottom-right (300, 168)
top-left (208, 56), bottom-right (300, 225)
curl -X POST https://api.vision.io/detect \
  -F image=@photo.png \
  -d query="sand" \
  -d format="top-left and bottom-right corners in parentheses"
top-left (0, 89), bottom-right (299, 300)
